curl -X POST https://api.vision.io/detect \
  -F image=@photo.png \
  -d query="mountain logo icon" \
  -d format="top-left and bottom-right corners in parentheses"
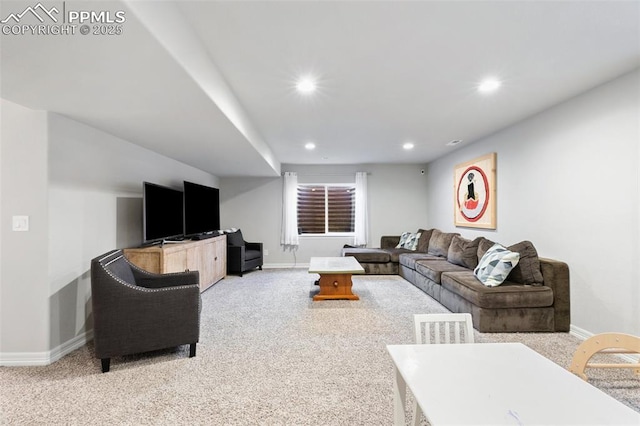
top-left (1, 2), bottom-right (60, 24)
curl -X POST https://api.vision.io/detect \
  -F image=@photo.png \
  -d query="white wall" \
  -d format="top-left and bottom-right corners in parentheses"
top-left (47, 114), bottom-right (220, 355)
top-left (1, 100), bottom-right (50, 361)
top-left (425, 70), bottom-right (640, 336)
top-left (220, 163), bottom-right (428, 266)
top-left (1, 100), bottom-right (220, 363)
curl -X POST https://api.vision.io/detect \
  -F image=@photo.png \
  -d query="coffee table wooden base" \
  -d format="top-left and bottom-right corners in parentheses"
top-left (313, 273), bottom-right (360, 301)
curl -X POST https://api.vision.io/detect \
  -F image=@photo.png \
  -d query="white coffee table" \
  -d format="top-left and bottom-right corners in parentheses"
top-left (387, 342), bottom-right (640, 425)
top-left (308, 257), bottom-right (364, 301)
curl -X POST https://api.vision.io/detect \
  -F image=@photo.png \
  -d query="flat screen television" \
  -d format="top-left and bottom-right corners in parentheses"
top-left (143, 182), bottom-right (184, 243)
top-left (183, 181), bottom-right (220, 237)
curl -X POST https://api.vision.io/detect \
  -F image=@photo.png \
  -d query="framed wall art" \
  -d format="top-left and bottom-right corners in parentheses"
top-left (454, 152), bottom-right (496, 229)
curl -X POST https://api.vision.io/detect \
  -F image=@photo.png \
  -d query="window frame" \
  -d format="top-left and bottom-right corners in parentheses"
top-left (296, 183), bottom-right (356, 237)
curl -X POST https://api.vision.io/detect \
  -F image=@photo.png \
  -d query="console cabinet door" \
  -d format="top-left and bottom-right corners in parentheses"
top-left (199, 241), bottom-right (216, 292)
top-left (213, 235), bottom-right (227, 282)
top-left (163, 249), bottom-right (188, 273)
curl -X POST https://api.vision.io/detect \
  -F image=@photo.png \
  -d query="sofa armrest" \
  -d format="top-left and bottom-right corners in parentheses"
top-left (381, 236), bottom-right (400, 249)
top-left (134, 270), bottom-right (200, 289)
top-left (245, 242), bottom-right (262, 251)
top-left (539, 257), bottom-right (570, 331)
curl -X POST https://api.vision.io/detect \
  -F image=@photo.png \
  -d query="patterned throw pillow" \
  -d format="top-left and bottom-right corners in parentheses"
top-left (396, 232), bottom-right (422, 251)
top-left (396, 232), bottom-right (411, 248)
top-left (474, 244), bottom-right (520, 287)
top-left (404, 232), bottom-right (422, 250)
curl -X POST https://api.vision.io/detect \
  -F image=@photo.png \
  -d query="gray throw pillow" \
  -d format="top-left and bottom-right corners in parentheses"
top-left (416, 229), bottom-right (434, 253)
top-left (447, 236), bottom-right (482, 269)
top-left (477, 237), bottom-right (497, 262)
top-left (428, 229), bottom-right (459, 257)
top-left (507, 240), bottom-right (544, 286)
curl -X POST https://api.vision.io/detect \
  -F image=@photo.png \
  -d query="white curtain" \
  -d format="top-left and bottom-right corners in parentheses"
top-left (353, 171), bottom-right (369, 246)
top-left (281, 172), bottom-right (299, 250)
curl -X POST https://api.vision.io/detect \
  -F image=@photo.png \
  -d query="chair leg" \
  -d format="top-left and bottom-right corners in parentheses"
top-left (259, 265), bottom-right (262, 270)
top-left (101, 358), bottom-right (111, 373)
top-left (189, 343), bottom-right (197, 358)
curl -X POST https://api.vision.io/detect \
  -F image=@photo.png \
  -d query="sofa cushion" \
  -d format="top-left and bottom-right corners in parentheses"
top-left (106, 257), bottom-right (136, 285)
top-left (342, 248), bottom-right (390, 263)
top-left (477, 237), bottom-right (497, 261)
top-left (428, 229), bottom-right (459, 257)
top-left (507, 240), bottom-right (544, 286)
top-left (416, 229), bottom-right (434, 252)
top-left (441, 271), bottom-right (554, 309)
top-left (399, 252), bottom-right (442, 269)
top-left (447, 236), bottom-right (482, 269)
top-left (245, 250), bottom-right (261, 261)
top-left (415, 259), bottom-right (468, 284)
top-left (387, 248), bottom-right (414, 262)
top-left (474, 244), bottom-right (520, 287)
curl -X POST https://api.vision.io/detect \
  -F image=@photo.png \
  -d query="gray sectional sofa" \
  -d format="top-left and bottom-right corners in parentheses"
top-left (342, 229), bottom-right (570, 333)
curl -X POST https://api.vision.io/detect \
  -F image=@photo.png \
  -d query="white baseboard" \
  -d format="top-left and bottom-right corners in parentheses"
top-left (570, 324), bottom-right (639, 363)
top-left (569, 324), bottom-right (593, 340)
top-left (262, 263), bottom-right (309, 269)
top-left (0, 350), bottom-right (51, 366)
top-left (0, 330), bottom-right (93, 367)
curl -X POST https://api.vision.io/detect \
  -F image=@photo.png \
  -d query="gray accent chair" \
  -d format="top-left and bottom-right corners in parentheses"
top-left (90, 249), bottom-right (201, 373)
top-left (226, 229), bottom-right (263, 276)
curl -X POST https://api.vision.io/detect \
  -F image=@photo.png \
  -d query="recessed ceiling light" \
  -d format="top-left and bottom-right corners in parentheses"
top-left (446, 139), bottom-right (463, 146)
top-left (305, 142), bottom-right (316, 150)
top-left (478, 78), bottom-right (501, 94)
top-left (296, 77), bottom-right (317, 94)
top-left (403, 142), bottom-right (415, 150)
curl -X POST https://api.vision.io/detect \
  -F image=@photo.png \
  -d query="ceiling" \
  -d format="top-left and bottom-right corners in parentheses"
top-left (1, 1), bottom-right (639, 177)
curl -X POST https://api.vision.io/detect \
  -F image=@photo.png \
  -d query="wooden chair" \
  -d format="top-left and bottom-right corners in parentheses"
top-left (411, 313), bottom-right (475, 425)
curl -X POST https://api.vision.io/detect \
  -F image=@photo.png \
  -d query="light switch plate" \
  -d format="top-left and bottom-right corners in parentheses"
top-left (12, 215), bottom-right (29, 231)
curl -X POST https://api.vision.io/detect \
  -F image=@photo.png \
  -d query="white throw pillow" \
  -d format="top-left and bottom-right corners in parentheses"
top-left (404, 232), bottom-right (422, 251)
top-left (474, 243), bottom-right (520, 287)
top-left (396, 232), bottom-right (421, 251)
top-left (396, 232), bottom-right (411, 248)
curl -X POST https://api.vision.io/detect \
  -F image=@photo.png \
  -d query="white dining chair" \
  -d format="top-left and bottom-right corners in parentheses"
top-left (414, 312), bottom-right (475, 345)
top-left (411, 313), bottom-right (475, 425)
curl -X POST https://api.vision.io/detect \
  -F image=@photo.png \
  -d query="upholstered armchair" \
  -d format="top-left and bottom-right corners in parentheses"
top-left (226, 229), bottom-right (263, 276)
top-left (90, 249), bottom-right (201, 372)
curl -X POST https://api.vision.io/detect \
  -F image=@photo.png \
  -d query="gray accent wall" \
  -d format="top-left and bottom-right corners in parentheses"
top-left (219, 163), bottom-right (428, 266)
top-left (1, 100), bottom-right (220, 363)
top-left (425, 69), bottom-right (640, 336)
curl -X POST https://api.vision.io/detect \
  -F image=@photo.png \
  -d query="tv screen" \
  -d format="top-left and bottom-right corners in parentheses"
top-left (184, 181), bottom-right (220, 237)
top-left (143, 182), bottom-right (184, 243)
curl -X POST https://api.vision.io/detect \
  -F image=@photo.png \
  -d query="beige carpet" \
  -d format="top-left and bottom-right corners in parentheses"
top-left (1, 269), bottom-right (638, 425)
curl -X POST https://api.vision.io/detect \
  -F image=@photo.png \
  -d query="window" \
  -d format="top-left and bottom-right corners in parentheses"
top-left (297, 184), bottom-right (355, 235)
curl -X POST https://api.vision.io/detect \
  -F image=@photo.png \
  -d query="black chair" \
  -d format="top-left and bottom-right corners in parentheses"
top-left (226, 229), bottom-right (263, 276)
top-left (90, 249), bottom-right (201, 373)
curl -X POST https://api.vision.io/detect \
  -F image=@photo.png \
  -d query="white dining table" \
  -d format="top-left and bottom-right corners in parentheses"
top-left (387, 342), bottom-right (640, 425)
